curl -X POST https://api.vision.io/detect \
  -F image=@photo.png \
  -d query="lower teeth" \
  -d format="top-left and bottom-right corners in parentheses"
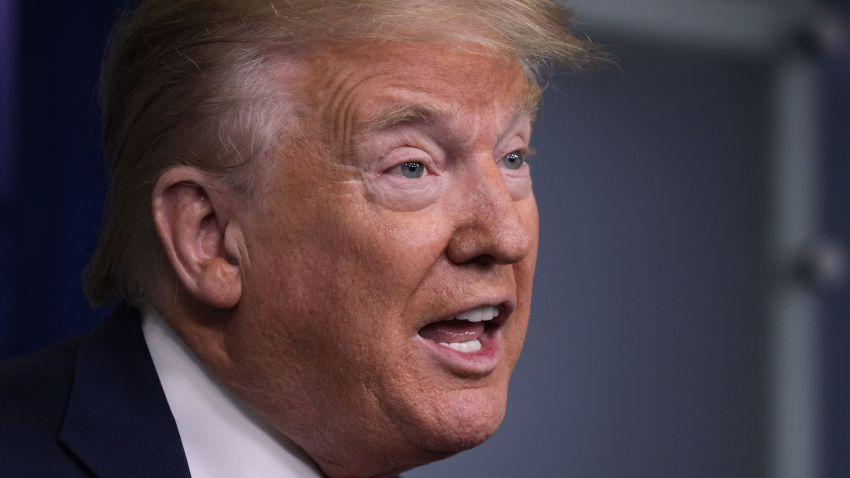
top-left (438, 339), bottom-right (482, 353)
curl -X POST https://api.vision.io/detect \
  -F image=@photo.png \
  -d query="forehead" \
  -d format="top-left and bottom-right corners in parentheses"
top-left (295, 41), bottom-right (538, 133)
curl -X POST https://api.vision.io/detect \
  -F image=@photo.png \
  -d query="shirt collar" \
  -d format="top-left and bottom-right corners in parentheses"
top-left (142, 308), bottom-right (324, 478)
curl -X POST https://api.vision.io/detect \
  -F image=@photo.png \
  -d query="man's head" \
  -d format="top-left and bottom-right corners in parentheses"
top-left (85, 1), bottom-right (591, 476)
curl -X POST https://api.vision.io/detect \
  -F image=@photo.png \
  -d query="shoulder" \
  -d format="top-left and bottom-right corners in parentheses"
top-left (0, 336), bottom-right (89, 475)
top-left (0, 336), bottom-right (82, 429)
top-left (1, 306), bottom-right (190, 477)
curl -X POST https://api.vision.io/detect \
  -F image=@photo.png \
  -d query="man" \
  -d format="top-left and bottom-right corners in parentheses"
top-left (0, 1), bottom-right (592, 476)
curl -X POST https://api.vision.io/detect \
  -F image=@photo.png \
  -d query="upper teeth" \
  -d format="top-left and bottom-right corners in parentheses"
top-left (455, 305), bottom-right (499, 323)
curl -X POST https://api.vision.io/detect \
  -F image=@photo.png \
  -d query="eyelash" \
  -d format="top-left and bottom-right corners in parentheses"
top-left (386, 147), bottom-right (534, 177)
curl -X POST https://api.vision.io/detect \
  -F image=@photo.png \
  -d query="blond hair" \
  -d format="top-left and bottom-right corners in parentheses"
top-left (84, 0), bottom-right (594, 307)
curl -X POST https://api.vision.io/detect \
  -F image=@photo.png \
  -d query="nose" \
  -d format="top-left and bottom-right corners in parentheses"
top-left (445, 164), bottom-right (535, 266)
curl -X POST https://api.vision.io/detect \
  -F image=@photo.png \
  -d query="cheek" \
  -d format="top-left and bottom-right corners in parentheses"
top-left (505, 195), bottom-right (539, 355)
top-left (247, 196), bottom-right (450, 338)
top-left (502, 169), bottom-right (533, 200)
top-left (335, 208), bottom-right (450, 306)
top-left (521, 194), bottom-right (540, 250)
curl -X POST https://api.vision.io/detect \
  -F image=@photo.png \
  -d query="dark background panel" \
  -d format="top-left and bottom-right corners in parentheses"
top-left (1, 1), bottom-right (127, 356)
top-left (0, 0), bottom-right (17, 341)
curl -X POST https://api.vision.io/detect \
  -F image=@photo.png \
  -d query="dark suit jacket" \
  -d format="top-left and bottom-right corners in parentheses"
top-left (0, 305), bottom-right (192, 477)
top-left (0, 307), bottom-right (409, 478)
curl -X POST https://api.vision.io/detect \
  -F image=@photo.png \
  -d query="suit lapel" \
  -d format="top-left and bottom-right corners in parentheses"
top-left (58, 305), bottom-right (191, 478)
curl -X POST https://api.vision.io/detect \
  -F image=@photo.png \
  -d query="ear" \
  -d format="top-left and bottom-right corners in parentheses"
top-left (151, 167), bottom-right (246, 309)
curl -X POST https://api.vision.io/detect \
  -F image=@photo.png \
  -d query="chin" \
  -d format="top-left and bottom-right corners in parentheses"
top-left (314, 398), bottom-right (506, 478)
top-left (399, 384), bottom-right (509, 455)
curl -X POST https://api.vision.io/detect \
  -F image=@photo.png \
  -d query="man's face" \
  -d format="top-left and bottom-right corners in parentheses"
top-left (223, 42), bottom-right (539, 474)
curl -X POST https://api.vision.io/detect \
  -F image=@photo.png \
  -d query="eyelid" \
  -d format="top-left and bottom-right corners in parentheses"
top-left (519, 146), bottom-right (536, 161)
top-left (367, 130), bottom-right (440, 166)
top-left (499, 146), bottom-right (535, 163)
top-left (382, 153), bottom-right (436, 177)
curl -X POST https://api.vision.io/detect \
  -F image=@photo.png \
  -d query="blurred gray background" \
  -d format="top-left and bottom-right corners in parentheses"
top-left (410, 1), bottom-right (849, 477)
top-left (1, 1), bottom-right (847, 477)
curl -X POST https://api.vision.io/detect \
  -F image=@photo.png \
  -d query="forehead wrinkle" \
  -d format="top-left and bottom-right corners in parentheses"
top-left (358, 85), bottom-right (533, 147)
top-left (458, 93), bottom-right (535, 150)
top-left (318, 68), bottom-right (383, 162)
top-left (354, 63), bottom-right (535, 139)
top-left (309, 45), bottom-right (538, 160)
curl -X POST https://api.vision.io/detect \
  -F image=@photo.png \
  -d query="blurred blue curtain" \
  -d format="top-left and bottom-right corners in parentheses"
top-left (0, 1), bottom-right (129, 358)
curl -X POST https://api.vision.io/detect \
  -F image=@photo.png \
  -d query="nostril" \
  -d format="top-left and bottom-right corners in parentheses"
top-left (468, 254), bottom-right (500, 268)
top-left (446, 220), bottom-right (532, 265)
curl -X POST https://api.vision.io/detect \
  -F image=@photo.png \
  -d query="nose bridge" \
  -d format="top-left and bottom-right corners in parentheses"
top-left (447, 157), bottom-right (533, 265)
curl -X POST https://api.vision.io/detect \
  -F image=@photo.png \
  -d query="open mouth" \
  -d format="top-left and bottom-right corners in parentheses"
top-left (417, 304), bottom-right (508, 355)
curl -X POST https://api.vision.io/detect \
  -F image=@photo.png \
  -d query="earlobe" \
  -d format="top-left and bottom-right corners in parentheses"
top-left (151, 167), bottom-right (244, 310)
top-left (196, 257), bottom-right (242, 309)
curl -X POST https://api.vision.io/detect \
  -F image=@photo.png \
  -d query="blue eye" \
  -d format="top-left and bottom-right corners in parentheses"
top-left (398, 161), bottom-right (425, 179)
top-left (503, 151), bottom-right (525, 170)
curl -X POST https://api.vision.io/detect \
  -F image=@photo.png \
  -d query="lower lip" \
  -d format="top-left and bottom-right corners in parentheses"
top-left (414, 329), bottom-right (502, 377)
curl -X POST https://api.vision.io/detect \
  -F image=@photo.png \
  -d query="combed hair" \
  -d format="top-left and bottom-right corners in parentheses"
top-left (84, 0), bottom-right (595, 307)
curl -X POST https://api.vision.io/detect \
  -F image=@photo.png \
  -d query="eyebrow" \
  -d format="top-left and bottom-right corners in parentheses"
top-left (361, 86), bottom-right (542, 134)
top-left (365, 103), bottom-right (450, 132)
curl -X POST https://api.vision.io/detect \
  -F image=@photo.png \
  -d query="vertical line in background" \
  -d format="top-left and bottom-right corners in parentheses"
top-left (769, 53), bottom-right (821, 478)
top-left (0, 0), bottom-right (16, 198)
top-left (0, 0), bottom-right (17, 339)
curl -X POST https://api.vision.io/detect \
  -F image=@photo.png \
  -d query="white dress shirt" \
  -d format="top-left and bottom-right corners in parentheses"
top-left (142, 308), bottom-right (323, 478)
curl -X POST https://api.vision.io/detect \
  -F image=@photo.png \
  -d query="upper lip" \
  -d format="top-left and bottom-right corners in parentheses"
top-left (416, 296), bottom-right (516, 331)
